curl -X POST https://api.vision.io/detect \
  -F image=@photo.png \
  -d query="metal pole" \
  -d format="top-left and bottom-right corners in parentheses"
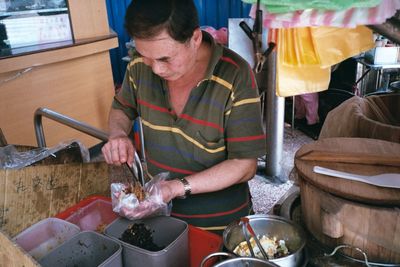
top-left (264, 50), bottom-right (286, 183)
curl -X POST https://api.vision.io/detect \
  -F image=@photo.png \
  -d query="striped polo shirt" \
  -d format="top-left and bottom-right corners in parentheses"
top-left (112, 32), bottom-right (266, 233)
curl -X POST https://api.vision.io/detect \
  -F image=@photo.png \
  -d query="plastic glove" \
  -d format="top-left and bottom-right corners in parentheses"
top-left (111, 172), bottom-right (172, 220)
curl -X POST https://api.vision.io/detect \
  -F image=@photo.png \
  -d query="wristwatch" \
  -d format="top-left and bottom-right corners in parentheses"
top-left (177, 177), bottom-right (191, 199)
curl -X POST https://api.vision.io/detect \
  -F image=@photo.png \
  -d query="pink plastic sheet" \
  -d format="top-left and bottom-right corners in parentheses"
top-left (250, 0), bottom-right (400, 28)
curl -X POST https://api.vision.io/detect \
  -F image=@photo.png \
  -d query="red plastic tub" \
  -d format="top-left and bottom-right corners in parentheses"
top-left (189, 225), bottom-right (223, 267)
top-left (55, 195), bottom-right (118, 233)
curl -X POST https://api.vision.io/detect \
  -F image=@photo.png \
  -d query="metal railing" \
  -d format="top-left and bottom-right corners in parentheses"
top-left (34, 107), bottom-right (108, 148)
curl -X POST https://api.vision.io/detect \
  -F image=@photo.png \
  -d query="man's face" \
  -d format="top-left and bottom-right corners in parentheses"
top-left (134, 30), bottom-right (199, 81)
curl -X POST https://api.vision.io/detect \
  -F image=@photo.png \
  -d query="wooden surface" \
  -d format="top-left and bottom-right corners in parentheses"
top-left (0, 51), bottom-right (115, 148)
top-left (0, 162), bottom-right (110, 237)
top-left (0, 36), bottom-right (118, 73)
top-left (300, 178), bottom-right (400, 264)
top-left (0, 231), bottom-right (39, 267)
top-left (68, 0), bottom-right (110, 40)
top-left (295, 138), bottom-right (400, 205)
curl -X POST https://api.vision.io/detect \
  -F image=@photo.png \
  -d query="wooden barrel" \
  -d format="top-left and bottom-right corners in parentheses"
top-left (294, 138), bottom-right (400, 264)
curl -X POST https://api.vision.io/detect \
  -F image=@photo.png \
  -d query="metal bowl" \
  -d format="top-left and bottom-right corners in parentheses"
top-left (201, 252), bottom-right (280, 267)
top-left (223, 215), bottom-right (306, 267)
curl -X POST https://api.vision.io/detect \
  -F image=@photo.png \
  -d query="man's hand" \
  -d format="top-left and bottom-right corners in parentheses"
top-left (102, 136), bottom-right (135, 165)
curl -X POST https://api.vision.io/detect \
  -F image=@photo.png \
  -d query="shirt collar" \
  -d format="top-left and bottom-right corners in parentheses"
top-left (202, 30), bottom-right (223, 80)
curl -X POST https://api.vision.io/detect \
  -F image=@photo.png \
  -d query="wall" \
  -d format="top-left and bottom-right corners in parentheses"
top-left (106, 0), bottom-right (252, 85)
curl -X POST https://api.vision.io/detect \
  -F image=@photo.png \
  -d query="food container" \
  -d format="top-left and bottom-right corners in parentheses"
top-left (223, 215), bottom-right (306, 267)
top-left (61, 197), bottom-right (118, 232)
top-left (201, 252), bottom-right (280, 267)
top-left (12, 217), bottom-right (80, 260)
top-left (295, 137), bottom-right (400, 264)
top-left (189, 225), bottom-right (223, 267)
top-left (39, 231), bottom-right (122, 267)
top-left (105, 216), bottom-right (189, 267)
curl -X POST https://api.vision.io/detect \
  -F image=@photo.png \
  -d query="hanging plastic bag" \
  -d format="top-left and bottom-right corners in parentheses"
top-left (111, 172), bottom-right (172, 220)
top-left (274, 25), bottom-right (374, 97)
top-left (311, 25), bottom-right (374, 68)
top-left (275, 28), bottom-right (331, 97)
top-left (250, 0), bottom-right (400, 28)
top-left (280, 27), bottom-right (320, 66)
top-left (242, 0), bottom-right (381, 14)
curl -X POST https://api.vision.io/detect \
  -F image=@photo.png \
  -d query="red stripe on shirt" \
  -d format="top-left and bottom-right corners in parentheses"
top-left (137, 98), bottom-right (172, 114)
top-left (220, 56), bottom-right (239, 68)
top-left (148, 158), bottom-right (195, 175)
top-left (180, 114), bottom-right (224, 133)
top-left (115, 95), bottom-right (136, 109)
top-left (226, 134), bottom-right (266, 142)
top-left (171, 199), bottom-right (249, 218)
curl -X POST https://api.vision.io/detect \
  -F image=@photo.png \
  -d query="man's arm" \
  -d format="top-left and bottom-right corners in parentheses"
top-left (102, 108), bottom-right (136, 165)
top-left (162, 158), bottom-right (257, 202)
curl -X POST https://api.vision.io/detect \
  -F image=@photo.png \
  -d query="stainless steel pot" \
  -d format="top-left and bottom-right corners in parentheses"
top-left (201, 252), bottom-right (280, 267)
top-left (223, 215), bottom-right (306, 267)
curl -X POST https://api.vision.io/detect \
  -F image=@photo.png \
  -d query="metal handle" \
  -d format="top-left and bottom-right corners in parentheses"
top-left (324, 244), bottom-right (371, 267)
top-left (242, 221), bottom-right (256, 258)
top-left (200, 252), bottom-right (236, 267)
top-left (240, 217), bottom-right (269, 260)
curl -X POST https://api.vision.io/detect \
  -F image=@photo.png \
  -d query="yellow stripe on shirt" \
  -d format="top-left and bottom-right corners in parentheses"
top-left (129, 57), bottom-right (143, 68)
top-left (210, 75), bottom-right (233, 90)
top-left (233, 97), bottom-right (260, 107)
top-left (142, 119), bottom-right (226, 154)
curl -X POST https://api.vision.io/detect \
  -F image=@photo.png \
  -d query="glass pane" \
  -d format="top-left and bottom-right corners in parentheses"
top-left (0, 0), bottom-right (72, 51)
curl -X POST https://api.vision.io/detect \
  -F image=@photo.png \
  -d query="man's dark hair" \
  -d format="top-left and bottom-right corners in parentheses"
top-left (125, 0), bottom-right (199, 43)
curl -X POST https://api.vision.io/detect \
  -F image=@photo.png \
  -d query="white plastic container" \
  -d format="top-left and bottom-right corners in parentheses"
top-left (365, 46), bottom-right (399, 65)
top-left (13, 217), bottom-right (80, 260)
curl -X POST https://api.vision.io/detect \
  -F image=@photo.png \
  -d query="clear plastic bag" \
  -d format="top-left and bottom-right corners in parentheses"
top-left (0, 140), bottom-right (90, 169)
top-left (111, 172), bottom-right (172, 220)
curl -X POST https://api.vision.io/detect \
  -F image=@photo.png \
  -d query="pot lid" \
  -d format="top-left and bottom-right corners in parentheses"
top-left (294, 138), bottom-right (400, 205)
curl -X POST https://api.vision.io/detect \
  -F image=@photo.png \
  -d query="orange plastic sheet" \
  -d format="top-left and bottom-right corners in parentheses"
top-left (273, 26), bottom-right (374, 97)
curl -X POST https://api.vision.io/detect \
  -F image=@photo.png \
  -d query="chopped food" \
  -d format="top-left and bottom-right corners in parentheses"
top-left (95, 223), bottom-right (107, 233)
top-left (233, 235), bottom-right (289, 259)
top-left (120, 223), bottom-right (164, 251)
top-left (123, 182), bottom-right (146, 201)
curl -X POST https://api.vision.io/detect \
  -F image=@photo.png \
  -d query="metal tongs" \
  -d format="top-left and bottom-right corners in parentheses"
top-left (240, 217), bottom-right (269, 260)
top-left (124, 116), bottom-right (152, 188)
top-left (124, 152), bottom-right (145, 187)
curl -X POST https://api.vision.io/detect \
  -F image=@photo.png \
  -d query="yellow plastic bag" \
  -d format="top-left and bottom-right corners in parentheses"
top-left (280, 27), bottom-right (321, 66)
top-left (276, 28), bottom-right (330, 97)
top-left (275, 25), bottom-right (374, 97)
top-left (311, 25), bottom-right (374, 68)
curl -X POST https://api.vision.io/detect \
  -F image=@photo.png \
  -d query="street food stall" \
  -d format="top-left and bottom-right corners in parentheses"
top-left (1, 0), bottom-right (400, 266)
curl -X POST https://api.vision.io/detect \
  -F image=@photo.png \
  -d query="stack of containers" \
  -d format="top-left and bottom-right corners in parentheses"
top-left (13, 196), bottom-right (223, 267)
